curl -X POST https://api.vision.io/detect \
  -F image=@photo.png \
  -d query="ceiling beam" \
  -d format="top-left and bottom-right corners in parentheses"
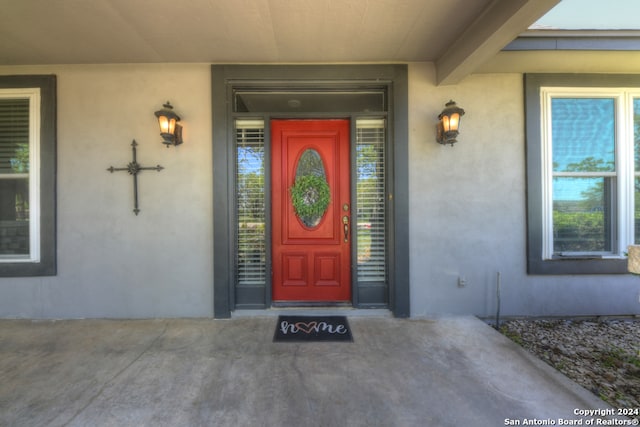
top-left (435, 0), bottom-right (560, 86)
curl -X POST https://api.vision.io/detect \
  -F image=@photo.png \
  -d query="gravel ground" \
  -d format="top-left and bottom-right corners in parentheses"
top-left (500, 318), bottom-right (640, 413)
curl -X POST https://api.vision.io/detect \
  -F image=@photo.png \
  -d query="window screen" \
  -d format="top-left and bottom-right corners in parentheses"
top-left (551, 98), bottom-right (616, 254)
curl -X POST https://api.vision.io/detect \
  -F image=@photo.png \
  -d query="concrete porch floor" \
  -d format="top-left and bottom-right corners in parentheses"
top-left (0, 316), bottom-right (618, 427)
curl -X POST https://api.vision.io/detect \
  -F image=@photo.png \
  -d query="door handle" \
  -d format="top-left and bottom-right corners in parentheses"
top-left (342, 215), bottom-right (349, 243)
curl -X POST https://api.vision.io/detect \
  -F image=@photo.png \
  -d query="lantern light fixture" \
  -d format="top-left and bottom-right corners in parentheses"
top-left (436, 100), bottom-right (465, 146)
top-left (154, 101), bottom-right (183, 147)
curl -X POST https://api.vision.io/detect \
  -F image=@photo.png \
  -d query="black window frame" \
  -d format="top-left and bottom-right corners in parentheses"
top-left (525, 73), bottom-right (635, 275)
top-left (0, 75), bottom-right (56, 277)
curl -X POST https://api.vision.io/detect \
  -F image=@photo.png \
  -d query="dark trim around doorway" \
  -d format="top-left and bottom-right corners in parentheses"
top-left (212, 65), bottom-right (409, 318)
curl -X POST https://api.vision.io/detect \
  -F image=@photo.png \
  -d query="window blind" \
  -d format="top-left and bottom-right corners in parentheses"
top-left (356, 119), bottom-right (387, 283)
top-left (0, 98), bottom-right (29, 175)
top-left (235, 120), bottom-right (266, 287)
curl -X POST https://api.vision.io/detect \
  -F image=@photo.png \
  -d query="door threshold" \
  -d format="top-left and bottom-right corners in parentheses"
top-left (272, 301), bottom-right (352, 308)
top-left (231, 307), bottom-right (392, 318)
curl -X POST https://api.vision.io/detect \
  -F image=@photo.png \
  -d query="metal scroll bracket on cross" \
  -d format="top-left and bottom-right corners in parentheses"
top-left (107, 140), bottom-right (164, 215)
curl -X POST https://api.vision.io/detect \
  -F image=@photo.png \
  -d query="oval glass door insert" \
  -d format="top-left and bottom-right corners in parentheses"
top-left (290, 149), bottom-right (330, 228)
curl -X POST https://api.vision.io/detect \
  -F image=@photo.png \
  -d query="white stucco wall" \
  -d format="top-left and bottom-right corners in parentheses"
top-left (408, 63), bottom-right (640, 318)
top-left (0, 62), bottom-right (638, 318)
top-left (0, 64), bottom-right (213, 318)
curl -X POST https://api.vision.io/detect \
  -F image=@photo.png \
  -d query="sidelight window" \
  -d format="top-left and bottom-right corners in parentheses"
top-left (356, 119), bottom-right (387, 283)
top-left (235, 120), bottom-right (266, 288)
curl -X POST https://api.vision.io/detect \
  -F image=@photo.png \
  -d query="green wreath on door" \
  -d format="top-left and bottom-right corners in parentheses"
top-left (290, 175), bottom-right (331, 220)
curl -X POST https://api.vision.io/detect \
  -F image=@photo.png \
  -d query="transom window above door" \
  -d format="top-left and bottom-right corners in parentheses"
top-left (234, 90), bottom-right (386, 113)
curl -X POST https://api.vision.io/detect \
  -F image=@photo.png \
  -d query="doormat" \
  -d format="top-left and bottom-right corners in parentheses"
top-left (273, 315), bottom-right (353, 342)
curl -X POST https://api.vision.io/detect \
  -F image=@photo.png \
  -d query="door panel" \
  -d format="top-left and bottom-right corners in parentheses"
top-left (271, 120), bottom-right (351, 302)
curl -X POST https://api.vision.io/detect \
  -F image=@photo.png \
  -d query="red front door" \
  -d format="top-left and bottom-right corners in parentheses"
top-left (271, 120), bottom-right (351, 302)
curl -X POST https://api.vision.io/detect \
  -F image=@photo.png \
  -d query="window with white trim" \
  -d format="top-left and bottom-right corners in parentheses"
top-left (526, 74), bottom-right (640, 274)
top-left (0, 75), bottom-right (56, 277)
top-left (541, 88), bottom-right (640, 258)
top-left (0, 89), bottom-right (40, 262)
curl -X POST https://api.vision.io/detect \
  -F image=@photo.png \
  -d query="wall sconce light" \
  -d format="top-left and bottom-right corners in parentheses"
top-left (154, 101), bottom-right (183, 147)
top-left (436, 100), bottom-right (465, 146)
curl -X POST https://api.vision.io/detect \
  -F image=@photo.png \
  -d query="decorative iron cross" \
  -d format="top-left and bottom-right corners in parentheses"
top-left (107, 140), bottom-right (164, 215)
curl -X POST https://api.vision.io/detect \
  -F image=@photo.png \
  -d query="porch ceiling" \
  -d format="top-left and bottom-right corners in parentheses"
top-left (0, 0), bottom-right (559, 85)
